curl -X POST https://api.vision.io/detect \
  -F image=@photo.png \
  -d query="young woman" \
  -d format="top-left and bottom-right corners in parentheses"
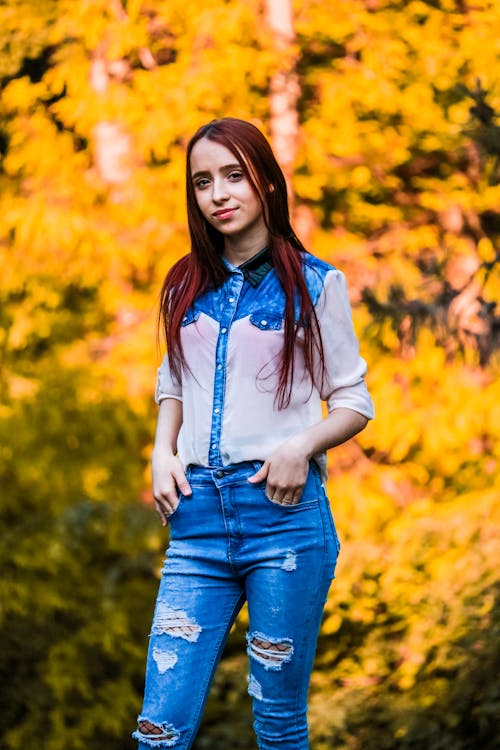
top-left (134, 117), bottom-right (374, 749)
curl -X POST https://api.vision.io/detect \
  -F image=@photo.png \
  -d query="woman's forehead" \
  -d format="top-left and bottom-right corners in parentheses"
top-left (190, 138), bottom-right (241, 174)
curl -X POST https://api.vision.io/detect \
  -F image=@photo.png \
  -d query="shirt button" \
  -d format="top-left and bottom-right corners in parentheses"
top-left (211, 443), bottom-right (217, 449)
top-left (261, 320), bottom-right (267, 326)
top-left (221, 327), bottom-right (227, 334)
top-left (217, 364), bottom-right (223, 370)
top-left (214, 407), bottom-right (220, 414)
top-left (215, 470), bottom-right (225, 479)
top-left (228, 296), bottom-right (235, 303)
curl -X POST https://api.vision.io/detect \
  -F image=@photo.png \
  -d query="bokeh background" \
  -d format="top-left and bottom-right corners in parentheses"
top-left (1, 1), bottom-right (499, 748)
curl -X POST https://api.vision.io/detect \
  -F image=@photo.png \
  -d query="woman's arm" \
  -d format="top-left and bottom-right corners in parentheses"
top-left (152, 397), bottom-right (192, 525)
top-left (247, 407), bottom-right (368, 505)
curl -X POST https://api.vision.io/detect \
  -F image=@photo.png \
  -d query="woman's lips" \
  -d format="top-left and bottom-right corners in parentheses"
top-left (213, 208), bottom-right (237, 220)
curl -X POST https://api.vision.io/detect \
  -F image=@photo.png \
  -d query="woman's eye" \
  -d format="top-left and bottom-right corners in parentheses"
top-left (228, 171), bottom-right (243, 181)
top-left (195, 178), bottom-right (210, 189)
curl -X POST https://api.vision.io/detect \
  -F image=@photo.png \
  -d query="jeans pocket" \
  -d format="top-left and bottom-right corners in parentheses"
top-left (166, 491), bottom-right (187, 520)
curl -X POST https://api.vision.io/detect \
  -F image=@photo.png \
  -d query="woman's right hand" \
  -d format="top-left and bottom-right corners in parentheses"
top-left (152, 453), bottom-right (192, 526)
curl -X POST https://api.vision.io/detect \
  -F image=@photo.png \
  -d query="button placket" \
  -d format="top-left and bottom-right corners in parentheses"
top-left (208, 275), bottom-right (243, 466)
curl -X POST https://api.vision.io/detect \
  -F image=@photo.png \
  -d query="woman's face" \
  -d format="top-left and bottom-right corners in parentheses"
top-left (190, 138), bottom-right (268, 249)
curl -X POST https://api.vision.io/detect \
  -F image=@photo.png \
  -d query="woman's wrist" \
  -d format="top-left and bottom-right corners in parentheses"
top-left (283, 433), bottom-right (314, 462)
top-left (152, 445), bottom-right (177, 462)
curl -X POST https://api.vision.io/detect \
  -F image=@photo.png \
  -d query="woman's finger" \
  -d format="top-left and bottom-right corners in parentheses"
top-left (154, 482), bottom-right (181, 513)
top-left (289, 486), bottom-right (304, 505)
top-left (269, 485), bottom-right (287, 504)
top-left (171, 467), bottom-right (192, 496)
top-left (154, 486), bottom-right (175, 509)
top-left (266, 476), bottom-right (306, 505)
top-left (247, 461), bottom-right (270, 484)
top-left (154, 499), bottom-right (170, 526)
top-left (267, 483), bottom-right (297, 505)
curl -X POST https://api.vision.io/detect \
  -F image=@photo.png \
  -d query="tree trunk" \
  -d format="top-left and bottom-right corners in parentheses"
top-left (265, 0), bottom-right (300, 205)
top-left (90, 45), bottom-right (133, 187)
top-left (90, 3), bottom-right (133, 189)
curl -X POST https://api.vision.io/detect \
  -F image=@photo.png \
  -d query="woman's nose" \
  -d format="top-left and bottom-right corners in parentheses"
top-left (212, 178), bottom-right (229, 202)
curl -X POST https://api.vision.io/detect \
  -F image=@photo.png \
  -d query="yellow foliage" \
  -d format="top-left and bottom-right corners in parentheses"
top-left (1, 1), bottom-right (499, 748)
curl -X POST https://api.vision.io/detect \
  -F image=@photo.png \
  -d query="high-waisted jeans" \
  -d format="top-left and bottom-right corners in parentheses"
top-left (134, 460), bottom-right (340, 750)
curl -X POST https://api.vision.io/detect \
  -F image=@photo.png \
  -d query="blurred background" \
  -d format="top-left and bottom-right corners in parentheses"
top-left (0, 1), bottom-right (499, 748)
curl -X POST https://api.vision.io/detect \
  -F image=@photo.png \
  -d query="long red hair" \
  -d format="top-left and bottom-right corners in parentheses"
top-left (158, 117), bottom-right (324, 409)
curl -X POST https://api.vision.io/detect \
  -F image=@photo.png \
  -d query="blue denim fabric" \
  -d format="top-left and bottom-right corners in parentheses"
top-left (133, 460), bottom-right (340, 750)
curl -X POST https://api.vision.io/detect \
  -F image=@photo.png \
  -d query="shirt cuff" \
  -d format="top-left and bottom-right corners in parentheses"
top-left (326, 381), bottom-right (375, 419)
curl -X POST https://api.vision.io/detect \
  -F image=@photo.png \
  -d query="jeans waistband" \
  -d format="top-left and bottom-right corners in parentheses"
top-left (186, 459), bottom-right (321, 483)
top-left (187, 461), bottom-right (262, 481)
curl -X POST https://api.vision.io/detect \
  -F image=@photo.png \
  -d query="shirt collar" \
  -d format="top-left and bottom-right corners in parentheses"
top-left (224, 246), bottom-right (273, 287)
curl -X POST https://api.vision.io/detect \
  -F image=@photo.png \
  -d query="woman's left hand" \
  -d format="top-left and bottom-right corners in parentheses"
top-left (247, 438), bottom-right (310, 505)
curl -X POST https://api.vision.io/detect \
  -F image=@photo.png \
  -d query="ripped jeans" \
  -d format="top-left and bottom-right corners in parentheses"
top-left (134, 460), bottom-right (340, 750)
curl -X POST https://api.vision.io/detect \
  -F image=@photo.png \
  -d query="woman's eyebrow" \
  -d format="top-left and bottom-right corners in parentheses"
top-left (191, 163), bottom-right (242, 180)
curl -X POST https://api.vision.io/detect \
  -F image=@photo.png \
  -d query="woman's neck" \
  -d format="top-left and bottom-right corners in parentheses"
top-left (223, 231), bottom-right (269, 267)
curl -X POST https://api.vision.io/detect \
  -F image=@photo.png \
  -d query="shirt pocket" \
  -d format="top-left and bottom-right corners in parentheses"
top-left (249, 311), bottom-right (283, 331)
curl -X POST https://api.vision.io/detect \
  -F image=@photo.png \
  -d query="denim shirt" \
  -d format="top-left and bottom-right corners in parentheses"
top-left (155, 249), bottom-right (374, 478)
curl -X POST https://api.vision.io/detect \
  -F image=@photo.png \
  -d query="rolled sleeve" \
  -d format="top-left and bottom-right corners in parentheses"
top-left (154, 353), bottom-right (183, 405)
top-left (317, 270), bottom-right (374, 418)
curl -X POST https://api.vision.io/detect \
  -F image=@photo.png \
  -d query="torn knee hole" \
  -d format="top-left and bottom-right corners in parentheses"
top-left (247, 632), bottom-right (294, 669)
top-left (151, 603), bottom-right (201, 643)
top-left (252, 637), bottom-right (291, 659)
top-left (136, 719), bottom-right (180, 745)
top-left (139, 719), bottom-right (174, 738)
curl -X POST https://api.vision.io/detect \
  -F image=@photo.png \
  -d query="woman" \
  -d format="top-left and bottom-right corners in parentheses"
top-left (134, 117), bottom-right (374, 749)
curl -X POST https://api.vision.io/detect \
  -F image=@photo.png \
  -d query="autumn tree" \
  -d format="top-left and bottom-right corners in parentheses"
top-left (0, 1), bottom-right (498, 749)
